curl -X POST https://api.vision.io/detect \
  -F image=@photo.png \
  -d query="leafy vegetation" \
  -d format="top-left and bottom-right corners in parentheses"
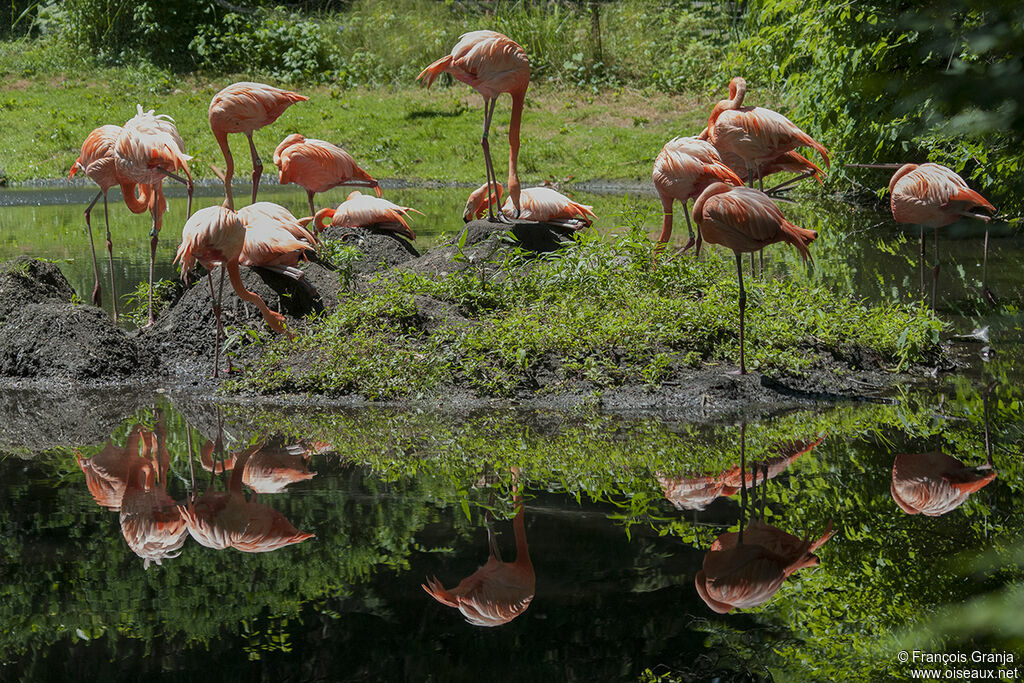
top-left (231, 207), bottom-right (942, 399)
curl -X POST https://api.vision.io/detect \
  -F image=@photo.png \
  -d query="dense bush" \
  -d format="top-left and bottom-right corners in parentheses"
top-left (721, 0), bottom-right (1024, 216)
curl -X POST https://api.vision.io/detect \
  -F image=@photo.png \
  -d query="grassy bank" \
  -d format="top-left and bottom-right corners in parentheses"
top-left (229, 221), bottom-right (943, 399)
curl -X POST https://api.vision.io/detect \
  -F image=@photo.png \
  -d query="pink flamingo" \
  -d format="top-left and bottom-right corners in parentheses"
top-left (464, 182), bottom-right (595, 229)
top-left (652, 136), bottom-right (743, 251)
top-left (423, 489), bottom-right (534, 626)
top-left (419, 30), bottom-right (530, 223)
top-left (201, 440), bottom-right (326, 494)
top-left (237, 202), bottom-right (317, 281)
top-left (69, 125), bottom-right (154, 318)
top-left (705, 77), bottom-right (830, 188)
top-left (889, 162), bottom-right (996, 311)
top-left (179, 444), bottom-right (314, 553)
top-left (174, 205), bottom-right (290, 377)
top-left (114, 105), bottom-right (194, 326)
top-left (891, 451), bottom-right (996, 516)
top-left (209, 81), bottom-right (308, 207)
top-left (273, 133), bottom-right (381, 216)
top-left (692, 183), bottom-right (817, 374)
top-left (313, 190), bottom-right (421, 240)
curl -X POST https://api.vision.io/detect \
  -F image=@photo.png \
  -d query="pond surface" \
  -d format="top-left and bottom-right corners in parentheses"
top-left (0, 388), bottom-right (1022, 681)
top-left (1, 181), bottom-right (1023, 680)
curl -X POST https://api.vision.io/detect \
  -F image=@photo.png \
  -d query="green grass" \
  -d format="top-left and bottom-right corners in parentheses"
top-left (230, 213), bottom-right (943, 399)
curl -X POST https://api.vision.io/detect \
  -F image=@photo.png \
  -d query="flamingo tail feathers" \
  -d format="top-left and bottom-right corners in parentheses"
top-left (779, 220), bottom-right (817, 262)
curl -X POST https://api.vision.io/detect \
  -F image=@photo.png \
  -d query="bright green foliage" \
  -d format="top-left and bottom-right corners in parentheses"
top-left (721, 0), bottom-right (1024, 218)
top-left (234, 210), bottom-right (942, 399)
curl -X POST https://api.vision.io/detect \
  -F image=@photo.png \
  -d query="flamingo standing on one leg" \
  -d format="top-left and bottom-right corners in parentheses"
top-left (273, 133), bottom-right (381, 216)
top-left (464, 182), bottom-right (596, 229)
top-left (313, 190), bottom-right (421, 241)
top-left (174, 205), bottom-right (291, 378)
top-left (692, 183), bottom-right (817, 374)
top-left (114, 105), bottom-right (194, 326)
top-left (69, 125), bottom-right (153, 321)
top-left (652, 136), bottom-right (743, 252)
top-left (889, 163), bottom-right (996, 313)
top-left (419, 30), bottom-right (530, 223)
top-left (209, 82), bottom-right (308, 208)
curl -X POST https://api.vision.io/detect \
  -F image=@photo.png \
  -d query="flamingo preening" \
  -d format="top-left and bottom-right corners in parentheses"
top-left (209, 81), bottom-right (308, 208)
top-left (173, 205), bottom-right (290, 377)
top-left (692, 183), bottom-right (817, 374)
top-left (69, 125), bottom-right (154, 320)
top-left (889, 162), bottom-right (996, 312)
top-left (419, 30), bottom-right (530, 223)
top-left (114, 105), bottom-right (194, 326)
top-left (652, 136), bottom-right (743, 251)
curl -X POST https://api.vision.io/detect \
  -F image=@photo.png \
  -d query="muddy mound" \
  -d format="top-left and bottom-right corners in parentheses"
top-left (0, 257), bottom-right (76, 321)
top-left (396, 219), bottom-right (577, 278)
top-left (0, 259), bottom-right (157, 381)
top-left (320, 226), bottom-right (420, 275)
top-left (140, 262), bottom-right (340, 377)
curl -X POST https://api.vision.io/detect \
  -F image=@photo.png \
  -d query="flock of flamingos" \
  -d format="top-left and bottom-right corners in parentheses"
top-left (68, 29), bottom-right (997, 376)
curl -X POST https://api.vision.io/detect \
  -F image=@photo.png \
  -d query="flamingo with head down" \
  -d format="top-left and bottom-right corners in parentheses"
top-left (463, 182), bottom-right (595, 229)
top-left (313, 190), bottom-right (422, 241)
top-left (274, 133), bottom-right (381, 216)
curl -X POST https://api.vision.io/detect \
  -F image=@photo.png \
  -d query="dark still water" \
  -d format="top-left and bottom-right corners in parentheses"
top-left (1, 386), bottom-right (1022, 681)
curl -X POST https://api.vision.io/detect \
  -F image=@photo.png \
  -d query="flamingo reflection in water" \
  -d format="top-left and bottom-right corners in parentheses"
top-left (694, 426), bottom-right (834, 613)
top-left (423, 475), bottom-right (534, 626)
top-left (180, 442), bottom-right (314, 552)
top-left (659, 437), bottom-right (823, 511)
top-left (200, 439), bottom-right (328, 494)
top-left (891, 452), bottom-right (996, 517)
top-left (76, 412), bottom-right (187, 568)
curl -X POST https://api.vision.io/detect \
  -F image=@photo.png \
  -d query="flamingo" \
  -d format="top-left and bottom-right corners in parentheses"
top-left (76, 424), bottom-right (151, 510)
top-left (715, 145), bottom-right (825, 194)
top-left (273, 133), bottom-right (381, 216)
top-left (422, 490), bottom-right (534, 626)
top-left (651, 136), bottom-right (743, 251)
top-left (209, 81), bottom-right (308, 208)
top-left (659, 437), bottom-right (822, 511)
top-left (69, 125), bottom-right (154, 319)
top-left (114, 105), bottom-right (194, 326)
top-left (419, 30), bottom-right (530, 223)
top-left (705, 77), bottom-right (830, 188)
top-left (695, 518), bottom-right (834, 613)
top-left (692, 183), bottom-right (817, 374)
top-left (119, 413), bottom-right (188, 568)
top-left (201, 440), bottom-right (325, 494)
top-left (891, 451), bottom-right (996, 516)
top-left (179, 444), bottom-right (314, 553)
top-left (313, 190), bottom-right (421, 240)
top-left (237, 202), bottom-right (318, 281)
top-left (174, 205), bottom-right (291, 378)
top-left (888, 163), bottom-right (996, 312)
top-left (464, 183), bottom-right (595, 229)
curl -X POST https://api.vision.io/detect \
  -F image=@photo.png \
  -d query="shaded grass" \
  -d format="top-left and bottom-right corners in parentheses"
top-left (230, 215), bottom-right (943, 400)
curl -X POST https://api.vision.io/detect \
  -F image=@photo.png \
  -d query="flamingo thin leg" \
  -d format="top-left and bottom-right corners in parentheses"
top-left (103, 192), bottom-right (118, 323)
top-left (735, 252), bottom-right (747, 375)
top-left (83, 190), bottom-right (103, 307)
top-left (246, 132), bottom-right (263, 204)
top-left (932, 226), bottom-right (939, 315)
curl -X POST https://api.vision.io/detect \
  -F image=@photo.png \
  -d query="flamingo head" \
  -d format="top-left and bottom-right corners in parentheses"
top-left (463, 182), bottom-right (504, 222)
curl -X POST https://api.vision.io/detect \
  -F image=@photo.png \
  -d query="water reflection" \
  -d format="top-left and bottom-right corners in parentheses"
top-left (200, 438), bottom-right (327, 493)
top-left (181, 440), bottom-right (315, 553)
top-left (891, 451), bottom-right (997, 517)
top-left (76, 410), bottom-right (188, 568)
top-left (423, 472), bottom-right (535, 626)
top-left (693, 426), bottom-right (834, 614)
top-left (658, 437), bottom-right (822, 510)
